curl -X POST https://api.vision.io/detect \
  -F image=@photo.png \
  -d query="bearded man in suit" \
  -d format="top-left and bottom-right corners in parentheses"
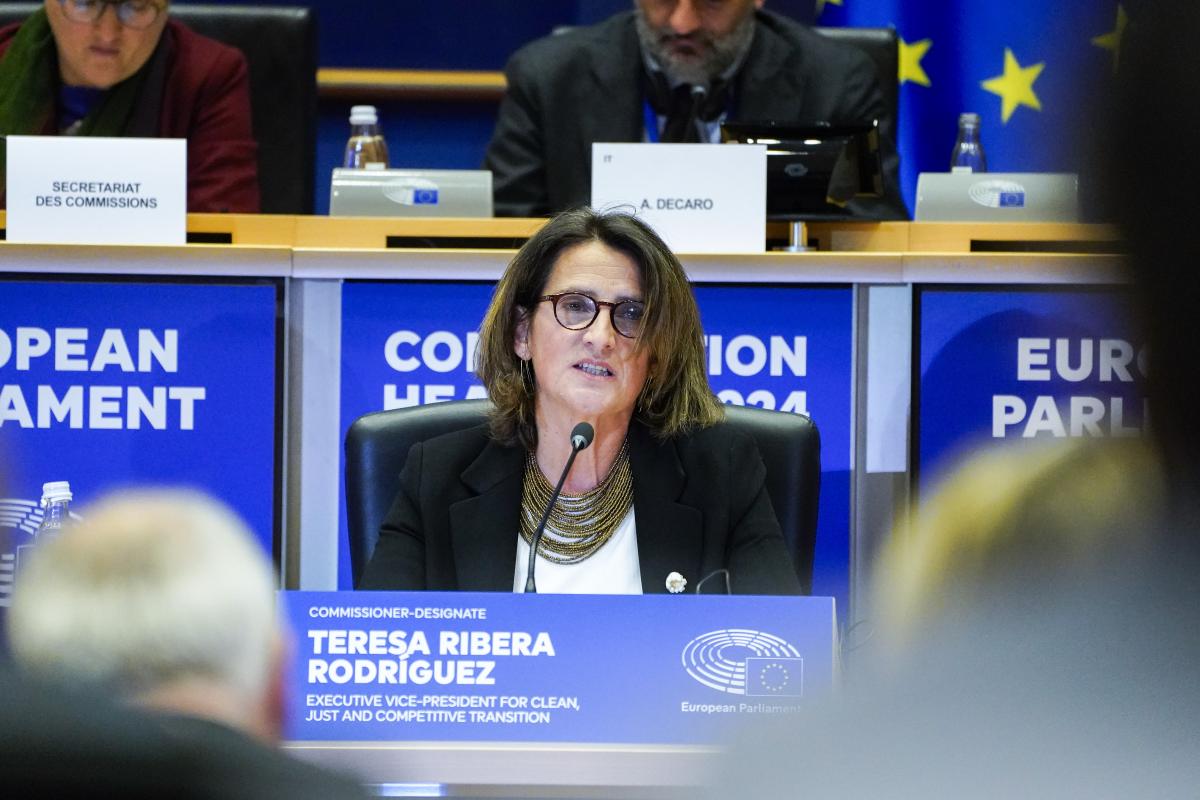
top-left (484, 0), bottom-right (905, 219)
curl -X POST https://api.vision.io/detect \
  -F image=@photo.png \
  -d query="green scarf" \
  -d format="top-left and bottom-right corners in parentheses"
top-left (0, 8), bottom-right (156, 187)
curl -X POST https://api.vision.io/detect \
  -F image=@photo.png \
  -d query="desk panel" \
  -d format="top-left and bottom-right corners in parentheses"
top-left (914, 284), bottom-right (1143, 492)
top-left (0, 274), bottom-right (282, 591)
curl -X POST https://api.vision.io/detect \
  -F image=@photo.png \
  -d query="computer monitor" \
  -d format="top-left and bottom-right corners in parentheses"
top-left (720, 121), bottom-right (883, 220)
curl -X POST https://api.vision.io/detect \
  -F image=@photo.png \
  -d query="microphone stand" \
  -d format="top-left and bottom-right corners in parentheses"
top-left (685, 84), bottom-right (708, 143)
top-left (525, 425), bottom-right (592, 593)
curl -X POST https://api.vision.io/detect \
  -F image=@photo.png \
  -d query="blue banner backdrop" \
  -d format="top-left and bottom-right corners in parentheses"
top-left (0, 279), bottom-right (280, 603)
top-left (338, 282), bottom-right (854, 611)
top-left (916, 285), bottom-right (1141, 492)
top-left (283, 590), bottom-right (835, 744)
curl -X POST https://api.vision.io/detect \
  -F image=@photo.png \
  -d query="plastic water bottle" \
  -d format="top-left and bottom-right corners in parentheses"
top-left (343, 105), bottom-right (389, 170)
top-left (950, 112), bottom-right (987, 173)
top-left (15, 481), bottom-right (72, 575)
top-left (35, 481), bottom-right (72, 541)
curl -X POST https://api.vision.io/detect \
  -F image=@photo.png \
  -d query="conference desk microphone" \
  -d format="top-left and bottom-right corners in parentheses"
top-left (525, 422), bottom-right (594, 593)
top-left (686, 84), bottom-right (708, 141)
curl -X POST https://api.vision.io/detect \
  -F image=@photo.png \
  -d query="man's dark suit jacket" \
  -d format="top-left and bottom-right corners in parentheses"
top-left (484, 9), bottom-right (905, 219)
top-left (1, 671), bottom-right (365, 799)
top-left (359, 420), bottom-right (803, 595)
top-left (155, 715), bottom-right (368, 800)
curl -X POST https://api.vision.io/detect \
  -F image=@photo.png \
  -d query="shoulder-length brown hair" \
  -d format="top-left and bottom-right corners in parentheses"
top-left (476, 207), bottom-right (723, 449)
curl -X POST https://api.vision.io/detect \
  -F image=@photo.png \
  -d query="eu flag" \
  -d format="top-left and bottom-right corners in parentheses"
top-left (744, 657), bottom-right (805, 697)
top-left (817, 0), bottom-right (1138, 213)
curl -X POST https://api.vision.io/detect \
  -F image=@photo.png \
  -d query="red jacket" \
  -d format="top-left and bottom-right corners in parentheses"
top-left (0, 18), bottom-right (260, 213)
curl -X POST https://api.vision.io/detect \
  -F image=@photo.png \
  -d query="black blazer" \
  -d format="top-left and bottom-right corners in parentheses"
top-left (359, 420), bottom-right (802, 595)
top-left (484, 9), bottom-right (906, 219)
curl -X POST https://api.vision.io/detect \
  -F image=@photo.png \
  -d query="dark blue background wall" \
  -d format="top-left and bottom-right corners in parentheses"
top-left (192, 1), bottom-right (817, 213)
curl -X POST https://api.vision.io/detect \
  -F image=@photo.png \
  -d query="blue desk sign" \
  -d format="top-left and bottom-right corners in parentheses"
top-left (0, 278), bottom-right (280, 604)
top-left (282, 591), bottom-right (835, 745)
top-left (916, 286), bottom-right (1141, 491)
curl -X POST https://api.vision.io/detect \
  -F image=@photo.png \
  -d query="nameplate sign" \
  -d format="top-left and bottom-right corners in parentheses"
top-left (282, 590), bottom-right (835, 744)
top-left (591, 143), bottom-right (765, 253)
top-left (4, 136), bottom-right (185, 245)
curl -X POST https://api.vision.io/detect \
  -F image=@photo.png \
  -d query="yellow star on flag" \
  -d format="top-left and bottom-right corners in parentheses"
top-left (1092, 5), bottom-right (1128, 75)
top-left (899, 38), bottom-right (932, 87)
top-left (981, 48), bottom-right (1044, 123)
top-left (815, 0), bottom-right (843, 17)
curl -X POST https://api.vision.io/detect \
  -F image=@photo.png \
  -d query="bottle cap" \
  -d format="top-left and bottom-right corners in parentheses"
top-left (40, 481), bottom-right (72, 506)
top-left (349, 105), bottom-right (379, 125)
top-left (959, 112), bottom-right (981, 126)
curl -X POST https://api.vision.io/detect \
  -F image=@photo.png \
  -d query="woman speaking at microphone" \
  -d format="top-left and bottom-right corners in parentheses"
top-left (360, 208), bottom-right (800, 595)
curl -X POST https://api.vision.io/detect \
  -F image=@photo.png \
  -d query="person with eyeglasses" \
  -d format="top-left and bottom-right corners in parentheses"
top-left (0, 0), bottom-right (259, 212)
top-left (360, 207), bottom-right (802, 596)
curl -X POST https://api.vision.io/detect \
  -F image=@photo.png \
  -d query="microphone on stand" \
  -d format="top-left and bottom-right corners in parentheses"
top-left (525, 422), bottom-right (595, 593)
top-left (685, 84), bottom-right (708, 142)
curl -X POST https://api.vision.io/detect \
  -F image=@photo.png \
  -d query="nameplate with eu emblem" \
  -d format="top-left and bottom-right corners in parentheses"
top-left (4, 135), bottom-right (185, 245)
top-left (281, 590), bottom-right (835, 744)
top-left (591, 142), bottom-right (766, 254)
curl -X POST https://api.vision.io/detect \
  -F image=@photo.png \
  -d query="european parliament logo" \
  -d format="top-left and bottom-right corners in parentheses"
top-left (681, 629), bottom-right (804, 697)
top-left (0, 498), bottom-right (81, 607)
top-left (382, 178), bottom-right (440, 207)
top-left (969, 179), bottom-right (1027, 209)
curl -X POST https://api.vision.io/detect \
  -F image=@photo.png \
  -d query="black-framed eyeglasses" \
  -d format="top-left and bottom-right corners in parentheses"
top-left (58, 0), bottom-right (165, 30)
top-left (538, 292), bottom-right (646, 339)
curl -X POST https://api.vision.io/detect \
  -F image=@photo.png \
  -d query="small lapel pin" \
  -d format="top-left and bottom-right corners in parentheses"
top-left (665, 571), bottom-right (687, 594)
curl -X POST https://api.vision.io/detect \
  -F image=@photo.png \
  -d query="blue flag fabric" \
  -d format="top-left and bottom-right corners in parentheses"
top-left (816, 0), bottom-right (1136, 214)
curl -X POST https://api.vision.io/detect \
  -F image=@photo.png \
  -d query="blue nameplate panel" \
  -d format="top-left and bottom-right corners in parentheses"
top-left (916, 285), bottom-right (1142, 490)
top-left (283, 591), bottom-right (835, 744)
top-left (0, 279), bottom-right (279, 587)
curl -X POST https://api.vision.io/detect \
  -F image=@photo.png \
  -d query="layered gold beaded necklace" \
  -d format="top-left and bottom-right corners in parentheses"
top-left (518, 439), bottom-right (634, 564)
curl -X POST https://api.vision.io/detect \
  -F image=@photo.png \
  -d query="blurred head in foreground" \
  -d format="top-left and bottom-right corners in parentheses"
top-left (8, 489), bottom-right (286, 743)
top-left (873, 437), bottom-right (1168, 656)
top-left (1104, 0), bottom-right (1200, 503)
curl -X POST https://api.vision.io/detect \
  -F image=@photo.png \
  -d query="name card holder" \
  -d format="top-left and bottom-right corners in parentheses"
top-left (5, 135), bottom-right (186, 246)
top-left (591, 142), bottom-right (766, 254)
top-left (283, 590), bottom-right (835, 745)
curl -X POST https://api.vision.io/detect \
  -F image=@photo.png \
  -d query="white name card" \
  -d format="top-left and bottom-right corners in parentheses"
top-left (591, 143), bottom-right (766, 253)
top-left (5, 136), bottom-right (186, 245)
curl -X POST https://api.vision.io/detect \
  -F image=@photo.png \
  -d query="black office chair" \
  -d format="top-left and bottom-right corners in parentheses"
top-left (815, 26), bottom-right (900, 145)
top-left (0, 4), bottom-right (317, 214)
top-left (345, 400), bottom-right (821, 592)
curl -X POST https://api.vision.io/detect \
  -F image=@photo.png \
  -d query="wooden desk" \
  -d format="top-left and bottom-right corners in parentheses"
top-left (1, 210), bottom-right (1123, 254)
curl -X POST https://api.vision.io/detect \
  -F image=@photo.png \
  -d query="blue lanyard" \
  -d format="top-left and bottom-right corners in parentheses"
top-left (642, 99), bottom-right (662, 143)
top-left (642, 97), bottom-right (731, 143)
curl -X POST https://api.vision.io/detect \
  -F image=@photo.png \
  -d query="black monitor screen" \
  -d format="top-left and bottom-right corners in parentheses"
top-left (720, 121), bottom-right (883, 220)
